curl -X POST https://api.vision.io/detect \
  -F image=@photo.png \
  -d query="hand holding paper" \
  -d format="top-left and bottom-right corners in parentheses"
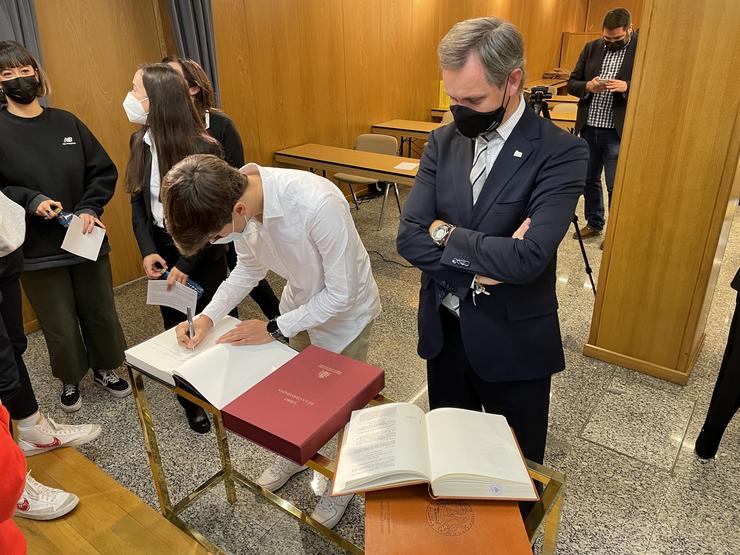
top-left (60, 215), bottom-right (106, 261)
top-left (146, 279), bottom-right (198, 315)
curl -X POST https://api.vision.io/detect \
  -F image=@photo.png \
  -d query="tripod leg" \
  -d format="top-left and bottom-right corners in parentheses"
top-left (572, 215), bottom-right (596, 296)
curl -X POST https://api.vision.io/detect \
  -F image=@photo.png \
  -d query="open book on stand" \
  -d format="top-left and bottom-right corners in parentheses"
top-left (331, 402), bottom-right (538, 501)
top-left (124, 316), bottom-right (297, 409)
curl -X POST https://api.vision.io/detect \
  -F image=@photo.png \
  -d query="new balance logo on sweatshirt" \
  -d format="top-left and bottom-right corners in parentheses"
top-left (62, 136), bottom-right (77, 146)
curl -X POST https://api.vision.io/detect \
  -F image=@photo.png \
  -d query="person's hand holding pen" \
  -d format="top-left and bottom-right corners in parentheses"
top-left (176, 314), bottom-right (213, 349)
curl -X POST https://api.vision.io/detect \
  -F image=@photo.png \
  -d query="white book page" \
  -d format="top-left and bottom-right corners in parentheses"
top-left (334, 403), bottom-right (430, 493)
top-left (426, 408), bottom-right (530, 486)
top-left (124, 316), bottom-right (240, 384)
top-left (60, 215), bottom-right (105, 261)
top-left (175, 341), bottom-right (297, 409)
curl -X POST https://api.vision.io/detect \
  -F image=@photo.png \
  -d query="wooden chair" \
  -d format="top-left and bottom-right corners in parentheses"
top-left (334, 134), bottom-right (401, 231)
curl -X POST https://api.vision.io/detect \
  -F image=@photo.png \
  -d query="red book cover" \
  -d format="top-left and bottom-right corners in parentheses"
top-left (222, 345), bottom-right (385, 465)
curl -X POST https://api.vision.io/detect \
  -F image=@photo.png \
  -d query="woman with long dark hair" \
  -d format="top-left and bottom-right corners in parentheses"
top-left (162, 55), bottom-right (280, 320)
top-left (0, 41), bottom-right (129, 412)
top-left (124, 63), bottom-right (233, 434)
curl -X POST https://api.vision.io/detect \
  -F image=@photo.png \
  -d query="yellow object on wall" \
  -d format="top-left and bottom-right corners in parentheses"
top-left (438, 80), bottom-right (450, 109)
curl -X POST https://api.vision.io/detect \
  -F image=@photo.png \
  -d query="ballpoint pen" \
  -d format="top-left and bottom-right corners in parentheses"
top-left (186, 306), bottom-right (194, 350)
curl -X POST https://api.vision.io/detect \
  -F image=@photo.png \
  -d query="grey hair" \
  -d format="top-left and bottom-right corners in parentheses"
top-left (438, 17), bottom-right (526, 89)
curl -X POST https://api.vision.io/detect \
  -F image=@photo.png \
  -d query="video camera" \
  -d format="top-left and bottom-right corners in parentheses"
top-left (527, 86), bottom-right (553, 117)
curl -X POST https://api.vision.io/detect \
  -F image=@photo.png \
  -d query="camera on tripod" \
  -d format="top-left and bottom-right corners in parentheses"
top-left (527, 85), bottom-right (553, 117)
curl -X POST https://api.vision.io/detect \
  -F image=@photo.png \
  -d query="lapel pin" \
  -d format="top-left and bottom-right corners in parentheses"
top-left (514, 150), bottom-right (523, 158)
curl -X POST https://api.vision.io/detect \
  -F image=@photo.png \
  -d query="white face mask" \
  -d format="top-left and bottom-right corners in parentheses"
top-left (210, 213), bottom-right (251, 245)
top-left (123, 91), bottom-right (148, 125)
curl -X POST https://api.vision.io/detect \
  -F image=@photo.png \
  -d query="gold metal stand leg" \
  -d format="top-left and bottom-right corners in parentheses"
top-left (127, 366), bottom-right (174, 516)
top-left (542, 488), bottom-right (563, 555)
top-left (212, 409), bottom-right (237, 503)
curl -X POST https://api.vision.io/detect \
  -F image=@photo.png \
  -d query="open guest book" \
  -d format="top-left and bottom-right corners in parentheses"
top-left (331, 403), bottom-right (538, 500)
top-left (124, 316), bottom-right (297, 409)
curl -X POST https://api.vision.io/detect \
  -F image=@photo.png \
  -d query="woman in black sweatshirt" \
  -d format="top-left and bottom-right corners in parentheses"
top-left (124, 63), bottom-right (233, 434)
top-left (162, 55), bottom-right (280, 320)
top-left (0, 41), bottom-right (130, 413)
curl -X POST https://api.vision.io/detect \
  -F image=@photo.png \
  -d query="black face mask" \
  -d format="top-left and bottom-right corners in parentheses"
top-left (604, 32), bottom-right (630, 52)
top-left (1, 76), bottom-right (40, 105)
top-left (450, 80), bottom-right (512, 139)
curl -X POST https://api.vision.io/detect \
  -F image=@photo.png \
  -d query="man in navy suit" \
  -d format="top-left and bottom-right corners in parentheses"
top-left (397, 17), bottom-right (588, 463)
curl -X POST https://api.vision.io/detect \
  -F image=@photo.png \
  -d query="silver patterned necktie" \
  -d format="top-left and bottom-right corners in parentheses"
top-left (470, 134), bottom-right (490, 205)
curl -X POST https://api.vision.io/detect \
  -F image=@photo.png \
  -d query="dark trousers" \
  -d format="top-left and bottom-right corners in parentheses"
top-left (153, 226), bottom-right (236, 414)
top-left (21, 255), bottom-right (126, 384)
top-left (700, 296), bottom-right (740, 441)
top-left (427, 308), bottom-right (551, 464)
top-left (0, 249), bottom-right (38, 420)
top-left (226, 243), bottom-right (280, 320)
top-left (580, 125), bottom-right (621, 232)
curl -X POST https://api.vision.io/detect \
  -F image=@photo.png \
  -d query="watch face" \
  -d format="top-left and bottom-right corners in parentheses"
top-left (433, 226), bottom-right (448, 240)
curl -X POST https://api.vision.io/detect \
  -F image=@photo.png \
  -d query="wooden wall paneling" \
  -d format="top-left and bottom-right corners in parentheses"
top-left (212, 0), bottom-right (263, 164)
top-left (409, 0), bottom-right (442, 122)
top-left (157, 0), bottom-right (179, 57)
top-left (585, 0), bottom-right (644, 32)
top-left (295, 0), bottom-right (349, 150)
top-left (238, 0), bottom-right (304, 165)
top-left (584, 0), bottom-right (740, 383)
top-left (235, 0), bottom-right (348, 166)
top-left (342, 0), bottom-right (416, 144)
top-left (560, 31), bottom-right (601, 70)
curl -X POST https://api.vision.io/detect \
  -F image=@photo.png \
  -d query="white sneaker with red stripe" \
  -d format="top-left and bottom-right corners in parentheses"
top-left (17, 414), bottom-right (101, 456)
top-left (15, 473), bottom-right (79, 520)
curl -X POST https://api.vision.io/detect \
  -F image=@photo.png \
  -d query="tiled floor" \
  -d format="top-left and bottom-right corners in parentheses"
top-left (19, 189), bottom-right (740, 554)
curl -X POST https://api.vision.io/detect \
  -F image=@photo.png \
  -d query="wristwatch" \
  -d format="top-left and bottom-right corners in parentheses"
top-left (266, 319), bottom-right (285, 341)
top-left (431, 223), bottom-right (455, 247)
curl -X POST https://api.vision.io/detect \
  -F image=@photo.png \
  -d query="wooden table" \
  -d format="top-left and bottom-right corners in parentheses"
top-left (371, 119), bottom-right (443, 157)
top-left (274, 143), bottom-right (419, 186)
top-left (525, 77), bottom-right (569, 95)
top-left (545, 111), bottom-right (577, 132)
top-left (430, 106), bottom-right (448, 121)
top-left (549, 94), bottom-right (579, 104)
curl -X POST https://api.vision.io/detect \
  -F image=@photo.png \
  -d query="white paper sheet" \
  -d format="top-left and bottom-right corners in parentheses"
top-left (146, 279), bottom-right (198, 315)
top-left (394, 162), bottom-right (419, 170)
top-left (60, 215), bottom-right (105, 261)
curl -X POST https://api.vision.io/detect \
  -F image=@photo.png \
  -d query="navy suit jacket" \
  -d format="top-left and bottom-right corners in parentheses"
top-left (396, 106), bottom-right (588, 382)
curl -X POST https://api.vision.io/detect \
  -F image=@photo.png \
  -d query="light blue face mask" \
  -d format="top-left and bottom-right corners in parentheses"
top-left (210, 213), bottom-right (250, 245)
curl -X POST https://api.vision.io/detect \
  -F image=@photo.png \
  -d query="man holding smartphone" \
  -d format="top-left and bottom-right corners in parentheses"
top-left (568, 7), bottom-right (638, 248)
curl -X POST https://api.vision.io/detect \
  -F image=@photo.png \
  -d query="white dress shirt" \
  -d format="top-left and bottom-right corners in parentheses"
top-left (143, 130), bottom-right (165, 229)
top-left (201, 164), bottom-right (382, 353)
top-left (441, 94), bottom-right (526, 314)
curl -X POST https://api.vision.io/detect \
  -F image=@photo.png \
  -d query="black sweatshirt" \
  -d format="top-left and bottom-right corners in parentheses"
top-left (0, 107), bottom-right (117, 270)
top-left (207, 110), bottom-right (245, 168)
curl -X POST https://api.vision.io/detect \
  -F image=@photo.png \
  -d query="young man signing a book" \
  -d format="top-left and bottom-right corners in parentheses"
top-left (161, 154), bottom-right (381, 529)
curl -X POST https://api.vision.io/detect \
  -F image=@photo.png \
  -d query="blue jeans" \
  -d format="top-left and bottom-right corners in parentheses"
top-left (579, 125), bottom-right (621, 231)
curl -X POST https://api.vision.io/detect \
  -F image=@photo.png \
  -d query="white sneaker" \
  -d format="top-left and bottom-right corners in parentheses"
top-left (15, 473), bottom-right (79, 520)
top-left (255, 456), bottom-right (308, 492)
top-left (311, 490), bottom-right (354, 530)
top-left (18, 414), bottom-right (102, 456)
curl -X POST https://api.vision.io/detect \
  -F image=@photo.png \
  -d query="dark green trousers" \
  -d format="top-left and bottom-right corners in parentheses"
top-left (21, 255), bottom-right (126, 384)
